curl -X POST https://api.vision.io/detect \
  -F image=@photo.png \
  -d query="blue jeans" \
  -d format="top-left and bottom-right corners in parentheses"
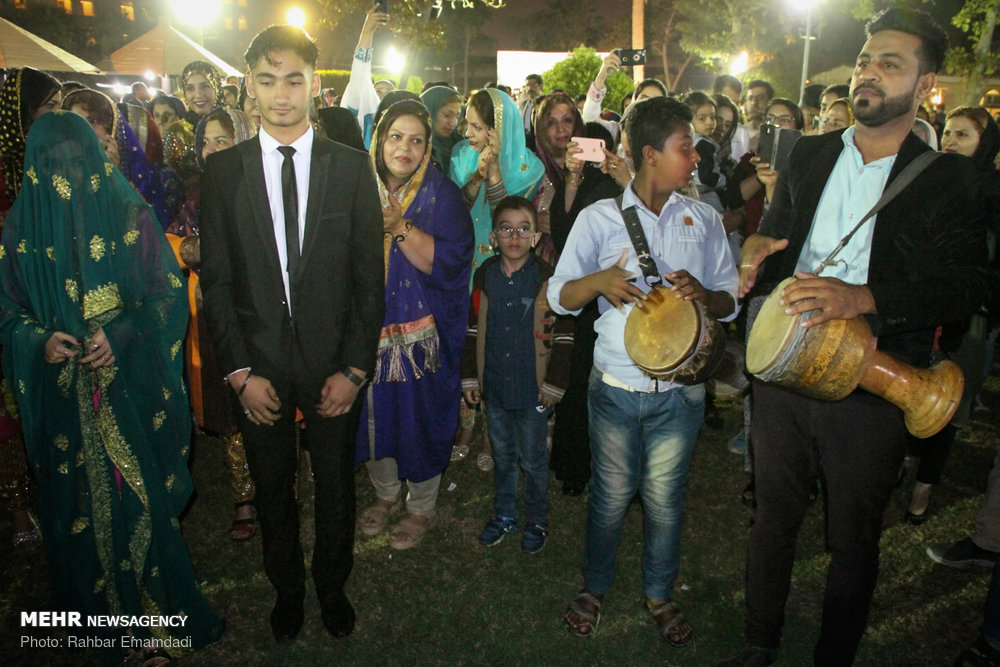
top-left (583, 368), bottom-right (704, 601)
top-left (484, 400), bottom-right (551, 525)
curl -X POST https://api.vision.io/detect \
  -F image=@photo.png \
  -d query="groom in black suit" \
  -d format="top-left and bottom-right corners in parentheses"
top-left (200, 25), bottom-right (384, 641)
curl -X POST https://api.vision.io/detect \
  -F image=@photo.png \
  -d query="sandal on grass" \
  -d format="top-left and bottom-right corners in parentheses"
top-left (142, 648), bottom-right (171, 667)
top-left (388, 512), bottom-right (433, 550)
top-left (564, 590), bottom-right (603, 638)
top-left (358, 496), bottom-right (403, 537)
top-left (648, 599), bottom-right (693, 647)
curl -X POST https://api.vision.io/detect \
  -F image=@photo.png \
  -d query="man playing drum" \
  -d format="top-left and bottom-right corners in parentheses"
top-left (722, 8), bottom-right (988, 666)
top-left (549, 96), bottom-right (738, 646)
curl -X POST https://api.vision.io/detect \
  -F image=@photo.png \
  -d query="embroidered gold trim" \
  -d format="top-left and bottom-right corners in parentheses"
top-left (0, 245), bottom-right (5, 260)
top-left (168, 273), bottom-right (182, 288)
top-left (123, 229), bottom-right (139, 246)
top-left (65, 278), bottom-right (79, 302)
top-left (57, 361), bottom-right (74, 394)
top-left (16, 239), bottom-right (26, 254)
top-left (152, 411), bottom-right (166, 430)
top-left (53, 174), bottom-right (71, 200)
top-left (90, 235), bottom-right (106, 262)
top-left (25, 166), bottom-right (38, 185)
top-left (82, 283), bottom-right (122, 320)
top-left (54, 434), bottom-right (69, 451)
top-left (105, 162), bottom-right (113, 176)
top-left (90, 173), bottom-right (100, 192)
top-left (170, 340), bottom-right (181, 360)
top-left (46, 246), bottom-right (55, 261)
top-left (71, 518), bottom-right (90, 534)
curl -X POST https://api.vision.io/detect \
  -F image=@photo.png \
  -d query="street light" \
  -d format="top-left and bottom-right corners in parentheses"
top-left (286, 7), bottom-right (306, 29)
top-left (730, 51), bottom-right (749, 76)
top-left (386, 47), bottom-right (406, 74)
top-left (795, 0), bottom-right (820, 106)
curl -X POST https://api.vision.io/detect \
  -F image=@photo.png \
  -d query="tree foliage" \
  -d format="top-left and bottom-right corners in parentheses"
top-left (516, 0), bottom-right (629, 52)
top-left (945, 0), bottom-right (999, 104)
top-left (542, 46), bottom-right (634, 113)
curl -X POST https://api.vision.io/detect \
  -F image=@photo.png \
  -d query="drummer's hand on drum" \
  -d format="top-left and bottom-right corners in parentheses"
top-left (781, 271), bottom-right (877, 328)
top-left (592, 248), bottom-right (647, 312)
top-left (666, 269), bottom-right (707, 302)
top-left (738, 234), bottom-right (789, 298)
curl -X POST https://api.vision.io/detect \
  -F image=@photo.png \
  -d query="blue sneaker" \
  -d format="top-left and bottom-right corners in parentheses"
top-left (521, 521), bottom-right (549, 554)
top-left (479, 515), bottom-right (518, 547)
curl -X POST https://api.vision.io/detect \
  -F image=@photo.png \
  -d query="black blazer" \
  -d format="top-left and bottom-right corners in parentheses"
top-left (758, 129), bottom-right (988, 367)
top-left (199, 133), bottom-right (385, 387)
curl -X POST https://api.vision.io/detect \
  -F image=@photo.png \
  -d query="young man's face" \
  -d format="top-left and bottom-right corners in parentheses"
top-left (744, 85), bottom-right (770, 120)
top-left (851, 29), bottom-right (933, 129)
top-left (246, 49), bottom-right (320, 133)
top-left (645, 124), bottom-right (700, 192)
top-left (490, 207), bottom-right (537, 264)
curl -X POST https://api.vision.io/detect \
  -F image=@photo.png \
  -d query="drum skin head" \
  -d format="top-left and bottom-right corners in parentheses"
top-left (624, 286), bottom-right (700, 373)
top-left (746, 277), bottom-right (801, 374)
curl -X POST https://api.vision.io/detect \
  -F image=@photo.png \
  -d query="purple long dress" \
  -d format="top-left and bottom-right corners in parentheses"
top-left (356, 164), bottom-right (474, 481)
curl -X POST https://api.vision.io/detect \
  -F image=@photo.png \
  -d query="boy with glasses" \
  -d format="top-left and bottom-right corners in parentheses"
top-left (462, 196), bottom-right (573, 554)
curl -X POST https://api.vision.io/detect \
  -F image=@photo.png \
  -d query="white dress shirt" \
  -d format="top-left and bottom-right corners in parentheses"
top-left (258, 125), bottom-right (313, 313)
top-left (548, 185), bottom-right (740, 392)
top-left (794, 125), bottom-right (896, 284)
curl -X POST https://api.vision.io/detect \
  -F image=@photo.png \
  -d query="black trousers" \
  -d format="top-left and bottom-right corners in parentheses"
top-left (746, 380), bottom-right (907, 666)
top-left (238, 367), bottom-right (360, 605)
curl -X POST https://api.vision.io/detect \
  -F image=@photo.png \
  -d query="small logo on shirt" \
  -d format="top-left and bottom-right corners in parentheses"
top-left (683, 216), bottom-right (693, 226)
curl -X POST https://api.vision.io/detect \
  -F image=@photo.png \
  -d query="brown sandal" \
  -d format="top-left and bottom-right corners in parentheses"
top-left (564, 590), bottom-right (603, 637)
top-left (648, 599), bottom-right (693, 647)
top-left (358, 496), bottom-right (403, 537)
top-left (388, 513), bottom-right (433, 550)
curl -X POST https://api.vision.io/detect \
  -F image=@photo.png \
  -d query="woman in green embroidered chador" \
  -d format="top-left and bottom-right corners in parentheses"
top-left (0, 112), bottom-right (223, 662)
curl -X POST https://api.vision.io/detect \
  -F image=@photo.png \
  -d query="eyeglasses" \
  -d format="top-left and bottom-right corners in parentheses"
top-left (494, 225), bottom-right (534, 238)
top-left (765, 114), bottom-right (796, 128)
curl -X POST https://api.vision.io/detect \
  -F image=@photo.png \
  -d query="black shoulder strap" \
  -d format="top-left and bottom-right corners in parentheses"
top-left (616, 195), bottom-right (662, 287)
top-left (814, 151), bottom-right (943, 275)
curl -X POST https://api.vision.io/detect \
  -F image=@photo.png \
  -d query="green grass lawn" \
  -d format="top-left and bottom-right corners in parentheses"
top-left (2, 375), bottom-right (997, 666)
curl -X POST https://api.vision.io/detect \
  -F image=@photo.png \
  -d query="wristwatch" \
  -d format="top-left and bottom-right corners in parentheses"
top-left (343, 367), bottom-right (368, 387)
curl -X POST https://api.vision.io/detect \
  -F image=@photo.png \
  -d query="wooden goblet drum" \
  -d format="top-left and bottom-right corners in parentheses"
top-left (746, 277), bottom-right (964, 438)
top-left (624, 286), bottom-right (726, 385)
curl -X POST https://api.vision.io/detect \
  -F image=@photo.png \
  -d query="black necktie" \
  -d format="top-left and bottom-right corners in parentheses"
top-left (277, 145), bottom-right (299, 284)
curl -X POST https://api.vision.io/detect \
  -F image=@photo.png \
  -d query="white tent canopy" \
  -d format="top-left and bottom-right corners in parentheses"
top-left (108, 18), bottom-right (242, 80)
top-left (0, 17), bottom-right (100, 73)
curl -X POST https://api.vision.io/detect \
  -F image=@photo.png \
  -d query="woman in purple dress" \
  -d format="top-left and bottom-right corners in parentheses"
top-left (355, 99), bottom-right (473, 550)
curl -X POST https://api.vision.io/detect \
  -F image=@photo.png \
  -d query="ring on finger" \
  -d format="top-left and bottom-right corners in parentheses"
top-left (244, 408), bottom-right (252, 417)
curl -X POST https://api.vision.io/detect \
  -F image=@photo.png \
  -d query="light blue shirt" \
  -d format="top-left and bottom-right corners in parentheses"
top-left (548, 184), bottom-right (739, 392)
top-left (794, 125), bottom-right (897, 284)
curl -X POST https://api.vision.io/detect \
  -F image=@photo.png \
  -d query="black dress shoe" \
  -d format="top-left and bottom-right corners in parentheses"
top-left (562, 479), bottom-right (585, 496)
top-left (270, 595), bottom-right (304, 642)
top-left (321, 592), bottom-right (356, 638)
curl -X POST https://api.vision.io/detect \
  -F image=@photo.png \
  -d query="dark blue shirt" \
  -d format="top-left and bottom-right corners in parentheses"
top-left (483, 255), bottom-right (542, 410)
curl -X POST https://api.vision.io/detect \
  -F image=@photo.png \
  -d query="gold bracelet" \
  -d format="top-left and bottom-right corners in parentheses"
top-left (566, 172), bottom-right (584, 188)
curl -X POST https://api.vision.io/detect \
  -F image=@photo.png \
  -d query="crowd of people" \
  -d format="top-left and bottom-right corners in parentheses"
top-left (0, 4), bottom-right (998, 665)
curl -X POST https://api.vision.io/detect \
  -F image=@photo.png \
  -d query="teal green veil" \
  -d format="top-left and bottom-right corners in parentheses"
top-left (0, 111), bottom-right (222, 658)
top-left (448, 89), bottom-right (544, 280)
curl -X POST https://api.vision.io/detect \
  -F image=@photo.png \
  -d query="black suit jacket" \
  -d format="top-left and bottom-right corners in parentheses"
top-left (758, 129), bottom-right (988, 367)
top-left (199, 133), bottom-right (385, 388)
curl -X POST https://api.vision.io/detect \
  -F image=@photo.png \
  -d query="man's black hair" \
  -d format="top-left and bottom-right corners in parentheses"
top-left (746, 80), bottom-right (775, 100)
top-left (245, 24), bottom-right (318, 70)
top-left (822, 83), bottom-right (851, 100)
top-left (865, 7), bottom-right (947, 74)
top-left (802, 83), bottom-right (824, 108)
top-left (525, 73), bottom-right (543, 85)
top-left (712, 74), bottom-right (742, 96)
top-left (626, 96), bottom-right (693, 172)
